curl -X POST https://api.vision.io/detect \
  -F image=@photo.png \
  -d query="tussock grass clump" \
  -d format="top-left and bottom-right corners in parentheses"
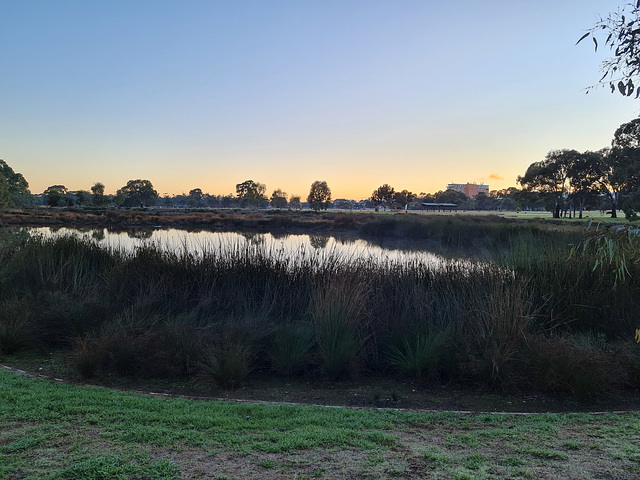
top-left (0, 233), bottom-right (115, 295)
top-left (69, 336), bottom-right (105, 379)
top-left (526, 335), bottom-right (616, 399)
top-left (106, 333), bottom-right (141, 377)
top-left (311, 277), bottom-right (370, 379)
top-left (0, 298), bottom-right (31, 355)
top-left (463, 278), bottom-right (534, 388)
top-left (199, 341), bottom-right (254, 389)
top-left (271, 323), bottom-right (315, 377)
top-left (387, 330), bottom-right (450, 379)
top-left (148, 322), bottom-right (204, 378)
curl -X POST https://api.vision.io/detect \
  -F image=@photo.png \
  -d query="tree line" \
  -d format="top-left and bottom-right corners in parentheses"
top-left (0, 163), bottom-right (522, 212)
top-left (2, 114), bottom-right (640, 217)
top-left (518, 118), bottom-right (640, 219)
top-left (0, 171), bottom-right (337, 212)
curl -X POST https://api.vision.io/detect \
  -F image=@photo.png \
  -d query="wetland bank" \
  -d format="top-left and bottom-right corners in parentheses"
top-left (1, 211), bottom-right (639, 404)
top-left (2, 211), bottom-right (640, 479)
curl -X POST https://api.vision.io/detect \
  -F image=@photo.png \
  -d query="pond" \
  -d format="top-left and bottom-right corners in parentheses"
top-left (22, 226), bottom-right (475, 270)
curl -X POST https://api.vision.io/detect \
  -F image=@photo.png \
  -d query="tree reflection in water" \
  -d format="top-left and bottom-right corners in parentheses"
top-left (309, 235), bottom-right (329, 249)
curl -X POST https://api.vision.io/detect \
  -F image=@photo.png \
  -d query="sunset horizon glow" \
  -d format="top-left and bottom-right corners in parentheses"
top-left (2, 1), bottom-right (638, 201)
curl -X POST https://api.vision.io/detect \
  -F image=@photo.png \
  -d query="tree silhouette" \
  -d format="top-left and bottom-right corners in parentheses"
top-left (307, 181), bottom-right (331, 211)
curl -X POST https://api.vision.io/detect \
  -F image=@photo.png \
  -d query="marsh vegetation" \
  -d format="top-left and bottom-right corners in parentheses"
top-left (0, 214), bottom-right (639, 400)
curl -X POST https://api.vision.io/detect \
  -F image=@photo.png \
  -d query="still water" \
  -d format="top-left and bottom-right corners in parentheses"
top-left (28, 226), bottom-right (467, 269)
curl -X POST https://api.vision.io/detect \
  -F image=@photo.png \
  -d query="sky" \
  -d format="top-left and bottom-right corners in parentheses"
top-left (1, 0), bottom-right (639, 200)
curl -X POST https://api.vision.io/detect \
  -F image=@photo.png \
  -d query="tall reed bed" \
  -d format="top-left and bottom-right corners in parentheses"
top-left (0, 224), bottom-right (638, 397)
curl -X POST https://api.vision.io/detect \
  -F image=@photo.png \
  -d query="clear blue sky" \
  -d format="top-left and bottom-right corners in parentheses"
top-left (1, 0), bottom-right (637, 199)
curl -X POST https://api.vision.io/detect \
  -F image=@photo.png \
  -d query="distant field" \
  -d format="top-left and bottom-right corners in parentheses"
top-left (1, 206), bottom-right (634, 230)
top-left (2, 369), bottom-right (640, 480)
top-left (340, 208), bottom-right (630, 224)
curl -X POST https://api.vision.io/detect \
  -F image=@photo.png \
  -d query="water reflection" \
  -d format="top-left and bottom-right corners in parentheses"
top-left (240, 232), bottom-right (266, 246)
top-left (91, 229), bottom-right (105, 241)
top-left (127, 228), bottom-right (154, 240)
top-left (22, 226), bottom-right (471, 269)
top-left (309, 235), bottom-right (329, 249)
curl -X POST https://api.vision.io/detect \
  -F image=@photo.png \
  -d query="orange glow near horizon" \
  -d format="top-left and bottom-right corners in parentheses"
top-left (5, 1), bottom-right (637, 204)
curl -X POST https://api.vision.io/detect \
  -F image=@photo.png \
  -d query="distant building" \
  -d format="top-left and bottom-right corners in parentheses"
top-left (446, 182), bottom-right (489, 199)
top-left (421, 202), bottom-right (458, 211)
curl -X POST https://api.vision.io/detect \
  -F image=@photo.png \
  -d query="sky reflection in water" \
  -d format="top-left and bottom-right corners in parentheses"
top-left (33, 227), bottom-right (476, 270)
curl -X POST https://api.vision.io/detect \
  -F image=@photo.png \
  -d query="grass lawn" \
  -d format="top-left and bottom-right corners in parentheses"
top-left (1, 369), bottom-right (639, 479)
top-left (404, 209), bottom-right (630, 223)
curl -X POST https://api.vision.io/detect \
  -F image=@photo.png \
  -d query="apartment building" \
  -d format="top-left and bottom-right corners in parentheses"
top-left (446, 182), bottom-right (489, 198)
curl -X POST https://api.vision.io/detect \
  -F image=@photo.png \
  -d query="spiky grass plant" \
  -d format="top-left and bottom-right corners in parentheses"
top-left (464, 276), bottom-right (533, 389)
top-left (526, 335), bottom-right (614, 400)
top-left (0, 298), bottom-right (31, 355)
top-left (199, 341), bottom-right (253, 389)
top-left (69, 336), bottom-right (105, 379)
top-left (311, 277), bottom-right (370, 379)
top-left (270, 323), bottom-right (315, 377)
top-left (150, 322), bottom-right (204, 378)
top-left (387, 330), bottom-right (450, 379)
top-left (1, 220), bottom-right (639, 396)
top-left (107, 333), bottom-right (140, 377)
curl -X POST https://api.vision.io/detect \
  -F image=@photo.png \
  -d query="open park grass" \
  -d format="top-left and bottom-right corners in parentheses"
top-left (2, 367), bottom-right (640, 479)
top-left (0, 206), bottom-right (633, 232)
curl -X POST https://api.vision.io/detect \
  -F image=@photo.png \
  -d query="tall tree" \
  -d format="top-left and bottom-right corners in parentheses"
top-left (188, 188), bottom-right (203, 200)
top-left (0, 176), bottom-right (10, 210)
top-left (474, 192), bottom-right (497, 211)
top-left (394, 189), bottom-right (416, 209)
top-left (44, 185), bottom-right (70, 207)
top-left (235, 180), bottom-right (267, 207)
top-left (0, 159), bottom-right (31, 208)
top-left (91, 182), bottom-right (107, 207)
top-left (270, 188), bottom-right (288, 209)
top-left (289, 195), bottom-right (302, 210)
top-left (609, 118), bottom-right (640, 218)
top-left (603, 146), bottom-right (640, 218)
top-left (187, 188), bottom-right (203, 207)
top-left (307, 180), bottom-right (332, 211)
top-left (517, 149), bottom-right (580, 218)
top-left (116, 179), bottom-right (158, 207)
top-left (568, 151), bottom-right (601, 219)
top-left (74, 190), bottom-right (91, 206)
top-left (612, 117), bottom-right (640, 147)
top-left (435, 189), bottom-right (468, 206)
top-left (370, 184), bottom-right (395, 210)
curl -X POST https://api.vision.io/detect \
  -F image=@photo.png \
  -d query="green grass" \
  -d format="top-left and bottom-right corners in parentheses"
top-left (2, 369), bottom-right (640, 479)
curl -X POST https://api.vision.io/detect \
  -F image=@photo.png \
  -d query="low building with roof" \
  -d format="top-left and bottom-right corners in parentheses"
top-left (421, 202), bottom-right (458, 211)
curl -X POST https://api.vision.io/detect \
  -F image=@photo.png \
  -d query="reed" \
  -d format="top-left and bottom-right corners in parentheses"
top-left (270, 323), bottom-right (315, 377)
top-left (0, 298), bottom-right (31, 354)
top-left (0, 220), bottom-right (638, 396)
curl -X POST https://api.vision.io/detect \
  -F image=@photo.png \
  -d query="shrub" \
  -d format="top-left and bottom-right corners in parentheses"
top-left (619, 341), bottom-right (640, 388)
top-left (387, 330), bottom-right (450, 379)
top-left (463, 278), bottom-right (533, 389)
top-left (526, 335), bottom-right (614, 399)
top-left (311, 278), bottom-right (370, 379)
top-left (332, 213), bottom-right (358, 229)
top-left (270, 323), bottom-right (315, 377)
top-left (150, 323), bottom-right (203, 377)
top-left (199, 341), bottom-right (253, 389)
top-left (69, 336), bottom-right (105, 379)
top-left (105, 332), bottom-right (141, 377)
top-left (0, 298), bottom-right (31, 354)
top-left (28, 291), bottom-right (101, 347)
